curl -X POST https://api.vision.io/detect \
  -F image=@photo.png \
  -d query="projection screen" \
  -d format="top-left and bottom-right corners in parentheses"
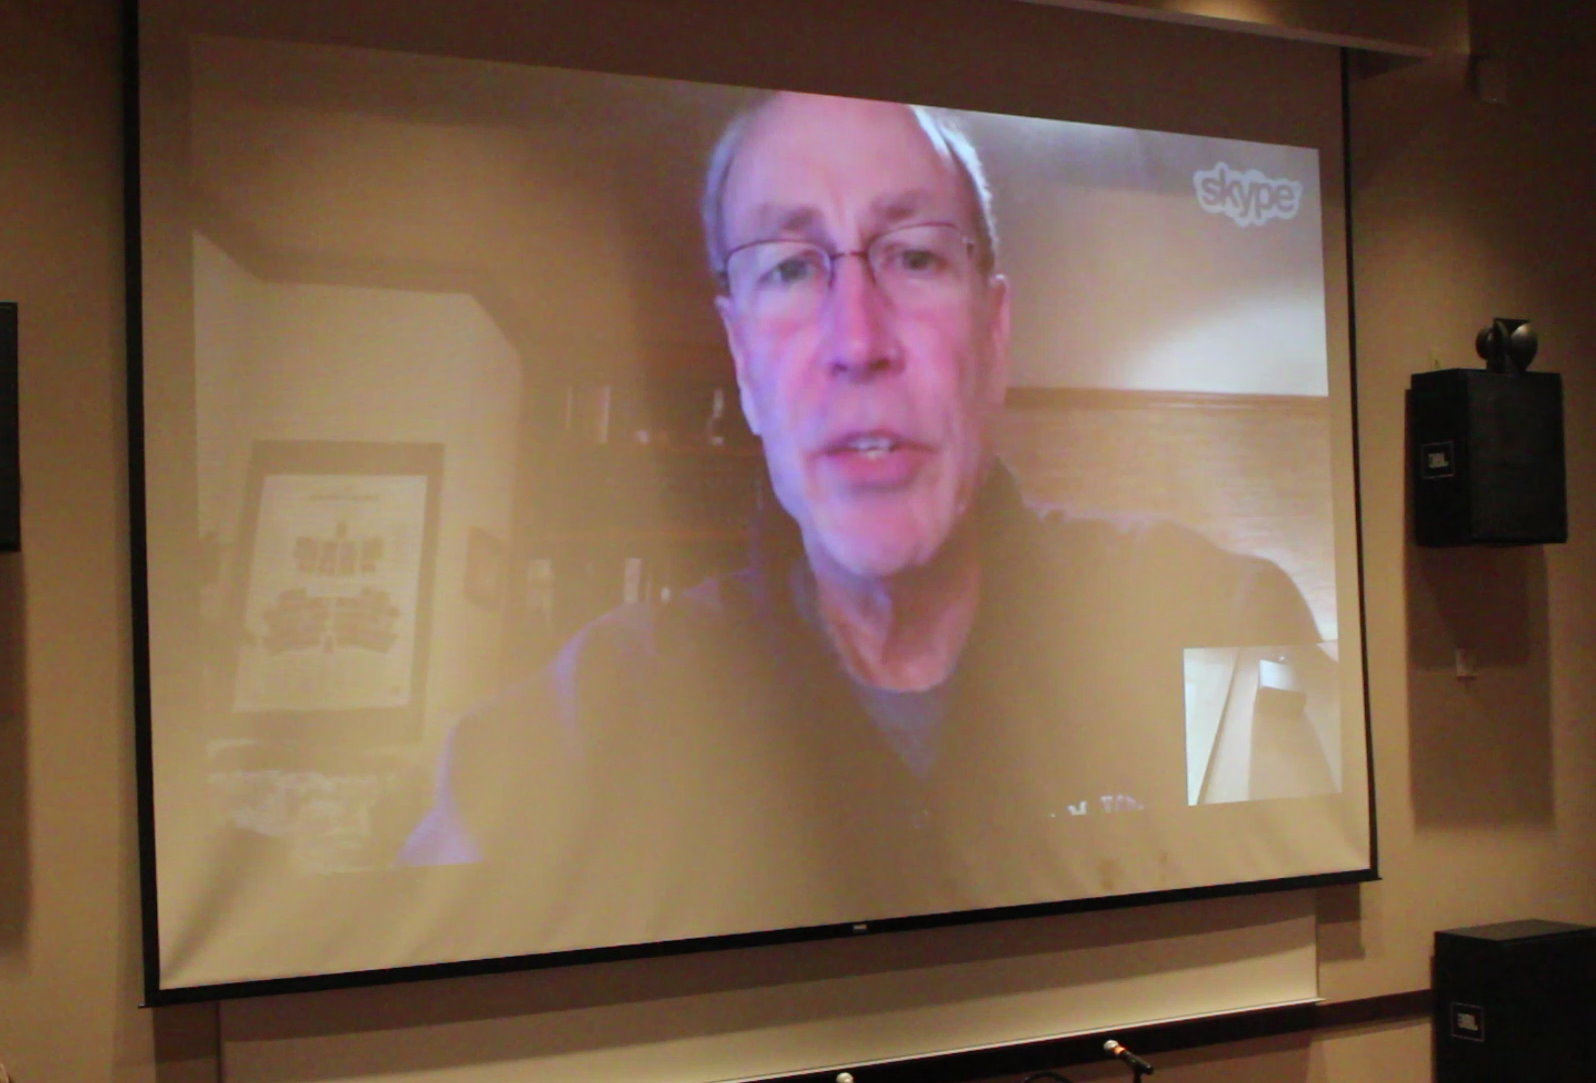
top-left (134, 0), bottom-right (1372, 998)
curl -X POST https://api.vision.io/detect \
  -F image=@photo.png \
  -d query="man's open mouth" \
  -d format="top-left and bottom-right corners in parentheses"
top-left (824, 431), bottom-right (917, 457)
top-left (816, 431), bottom-right (930, 488)
top-left (844, 434), bottom-right (898, 460)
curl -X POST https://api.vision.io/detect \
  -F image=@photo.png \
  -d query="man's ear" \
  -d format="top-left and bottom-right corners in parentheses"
top-left (983, 273), bottom-right (1012, 408)
top-left (716, 294), bottom-right (763, 437)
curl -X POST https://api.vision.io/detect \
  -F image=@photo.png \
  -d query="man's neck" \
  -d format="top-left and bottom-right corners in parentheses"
top-left (808, 531), bottom-right (981, 693)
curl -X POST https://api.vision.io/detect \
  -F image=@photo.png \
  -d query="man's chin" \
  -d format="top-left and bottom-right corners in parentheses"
top-left (807, 529), bottom-right (946, 584)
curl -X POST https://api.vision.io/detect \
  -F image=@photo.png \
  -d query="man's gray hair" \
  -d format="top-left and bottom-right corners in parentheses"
top-left (700, 94), bottom-right (1000, 284)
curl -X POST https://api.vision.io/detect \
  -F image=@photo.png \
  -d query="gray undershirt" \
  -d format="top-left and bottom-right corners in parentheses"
top-left (849, 680), bottom-right (949, 779)
top-left (790, 561), bottom-right (952, 779)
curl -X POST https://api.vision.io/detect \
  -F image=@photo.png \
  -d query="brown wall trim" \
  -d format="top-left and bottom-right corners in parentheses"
top-left (1004, 386), bottom-right (1331, 413)
top-left (769, 989), bottom-right (1432, 1082)
top-left (1313, 988), bottom-right (1433, 1028)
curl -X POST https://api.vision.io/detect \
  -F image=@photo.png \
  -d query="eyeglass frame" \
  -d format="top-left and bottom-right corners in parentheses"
top-left (714, 221), bottom-right (985, 309)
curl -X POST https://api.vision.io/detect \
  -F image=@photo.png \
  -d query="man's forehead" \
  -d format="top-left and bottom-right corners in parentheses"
top-left (737, 188), bottom-right (944, 239)
top-left (722, 93), bottom-right (965, 234)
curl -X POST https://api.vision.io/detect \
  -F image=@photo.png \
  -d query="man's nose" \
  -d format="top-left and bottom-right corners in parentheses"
top-left (820, 253), bottom-right (900, 381)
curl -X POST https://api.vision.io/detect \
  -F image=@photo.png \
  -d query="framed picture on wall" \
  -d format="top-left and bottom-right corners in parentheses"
top-left (223, 440), bottom-right (444, 742)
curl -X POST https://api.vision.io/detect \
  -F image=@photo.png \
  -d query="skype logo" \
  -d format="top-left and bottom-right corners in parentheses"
top-left (1193, 163), bottom-right (1303, 228)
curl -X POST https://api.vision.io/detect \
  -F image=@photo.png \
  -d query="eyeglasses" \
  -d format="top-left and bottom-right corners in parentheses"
top-left (720, 222), bottom-right (978, 321)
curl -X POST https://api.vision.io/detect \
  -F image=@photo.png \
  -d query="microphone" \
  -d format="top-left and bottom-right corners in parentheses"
top-left (1103, 1039), bottom-right (1155, 1075)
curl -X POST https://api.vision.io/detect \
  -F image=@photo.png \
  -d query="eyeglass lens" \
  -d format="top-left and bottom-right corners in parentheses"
top-left (724, 223), bottom-right (974, 318)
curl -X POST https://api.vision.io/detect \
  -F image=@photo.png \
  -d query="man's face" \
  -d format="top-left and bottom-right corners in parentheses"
top-left (715, 94), bottom-right (1010, 582)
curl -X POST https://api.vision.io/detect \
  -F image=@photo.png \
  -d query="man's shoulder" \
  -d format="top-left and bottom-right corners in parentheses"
top-left (1013, 503), bottom-right (1228, 568)
top-left (446, 566), bottom-right (774, 763)
top-left (564, 567), bottom-right (762, 647)
top-left (982, 471), bottom-right (1214, 566)
top-left (1006, 503), bottom-right (1319, 644)
top-left (548, 566), bottom-right (767, 686)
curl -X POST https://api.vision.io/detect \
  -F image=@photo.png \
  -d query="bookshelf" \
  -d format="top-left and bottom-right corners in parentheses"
top-left (511, 376), bottom-right (767, 663)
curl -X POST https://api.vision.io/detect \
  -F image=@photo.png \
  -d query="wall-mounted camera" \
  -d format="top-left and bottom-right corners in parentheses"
top-left (1475, 316), bottom-right (1538, 374)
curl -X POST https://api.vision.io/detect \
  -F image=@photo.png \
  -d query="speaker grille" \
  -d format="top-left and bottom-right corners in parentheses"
top-left (1411, 369), bottom-right (1566, 546)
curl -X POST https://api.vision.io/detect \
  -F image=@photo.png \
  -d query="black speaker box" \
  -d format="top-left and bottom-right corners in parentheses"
top-left (1434, 919), bottom-right (1596, 1083)
top-left (0, 301), bottom-right (17, 553)
top-left (1410, 368), bottom-right (1566, 546)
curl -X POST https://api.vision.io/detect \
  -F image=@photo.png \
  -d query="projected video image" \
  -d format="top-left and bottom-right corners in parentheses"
top-left (138, 32), bottom-right (1370, 993)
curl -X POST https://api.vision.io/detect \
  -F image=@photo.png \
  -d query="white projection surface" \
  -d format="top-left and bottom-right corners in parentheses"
top-left (134, 3), bottom-right (1370, 1005)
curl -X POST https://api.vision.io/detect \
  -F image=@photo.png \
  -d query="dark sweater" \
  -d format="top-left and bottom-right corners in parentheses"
top-left (406, 467), bottom-right (1320, 941)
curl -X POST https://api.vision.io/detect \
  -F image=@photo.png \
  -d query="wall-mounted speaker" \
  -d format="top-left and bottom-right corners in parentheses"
top-left (0, 302), bottom-right (17, 553)
top-left (1434, 919), bottom-right (1596, 1082)
top-left (1409, 368), bottom-right (1567, 546)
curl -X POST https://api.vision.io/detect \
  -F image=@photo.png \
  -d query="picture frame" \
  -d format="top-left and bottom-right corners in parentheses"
top-left (222, 440), bottom-right (443, 743)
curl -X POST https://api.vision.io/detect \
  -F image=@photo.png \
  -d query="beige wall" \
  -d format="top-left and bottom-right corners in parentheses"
top-left (1033, 0), bottom-right (1467, 54)
top-left (3, 0), bottom-right (1594, 1079)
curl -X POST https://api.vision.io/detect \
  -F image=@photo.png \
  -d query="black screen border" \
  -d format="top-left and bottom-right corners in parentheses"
top-left (123, 0), bottom-right (1379, 1007)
